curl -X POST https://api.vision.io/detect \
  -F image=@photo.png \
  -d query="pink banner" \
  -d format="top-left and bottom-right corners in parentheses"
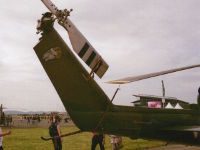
top-left (148, 101), bottom-right (161, 108)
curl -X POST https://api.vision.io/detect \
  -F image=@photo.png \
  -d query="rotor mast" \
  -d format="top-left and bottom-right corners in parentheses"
top-left (41, 0), bottom-right (73, 27)
top-left (161, 80), bottom-right (165, 108)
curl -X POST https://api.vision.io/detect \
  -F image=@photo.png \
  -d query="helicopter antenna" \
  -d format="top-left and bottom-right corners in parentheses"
top-left (161, 80), bottom-right (165, 108)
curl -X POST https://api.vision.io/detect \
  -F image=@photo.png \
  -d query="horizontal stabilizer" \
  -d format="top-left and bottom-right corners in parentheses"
top-left (106, 64), bottom-right (200, 84)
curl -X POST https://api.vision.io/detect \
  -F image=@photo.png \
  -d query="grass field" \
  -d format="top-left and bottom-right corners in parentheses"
top-left (2, 126), bottom-right (166, 150)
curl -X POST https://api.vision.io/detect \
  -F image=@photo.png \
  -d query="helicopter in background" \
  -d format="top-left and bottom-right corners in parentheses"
top-left (0, 104), bottom-right (6, 126)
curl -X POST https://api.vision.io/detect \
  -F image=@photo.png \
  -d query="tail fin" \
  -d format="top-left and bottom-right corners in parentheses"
top-left (34, 28), bottom-right (111, 129)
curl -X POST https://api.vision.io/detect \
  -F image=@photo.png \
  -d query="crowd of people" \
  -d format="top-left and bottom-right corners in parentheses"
top-left (0, 112), bottom-right (12, 127)
top-left (0, 113), bottom-right (70, 128)
top-left (0, 112), bottom-right (123, 150)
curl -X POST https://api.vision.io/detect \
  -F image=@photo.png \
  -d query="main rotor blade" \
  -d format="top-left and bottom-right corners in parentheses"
top-left (106, 64), bottom-right (200, 84)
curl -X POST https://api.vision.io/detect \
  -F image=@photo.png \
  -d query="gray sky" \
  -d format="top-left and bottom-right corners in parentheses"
top-left (0, 0), bottom-right (200, 111)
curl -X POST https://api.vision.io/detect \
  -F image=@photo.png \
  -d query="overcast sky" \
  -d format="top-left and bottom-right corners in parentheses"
top-left (0, 0), bottom-right (200, 111)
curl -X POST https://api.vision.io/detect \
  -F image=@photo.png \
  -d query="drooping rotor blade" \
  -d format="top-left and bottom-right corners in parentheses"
top-left (41, 0), bottom-right (109, 78)
top-left (106, 64), bottom-right (200, 84)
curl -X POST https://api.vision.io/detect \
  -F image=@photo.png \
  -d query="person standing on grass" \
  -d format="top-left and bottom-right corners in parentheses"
top-left (49, 115), bottom-right (62, 150)
top-left (0, 127), bottom-right (11, 150)
top-left (91, 131), bottom-right (105, 150)
top-left (110, 135), bottom-right (123, 150)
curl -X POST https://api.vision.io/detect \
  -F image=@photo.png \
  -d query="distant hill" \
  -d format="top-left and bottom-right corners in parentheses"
top-left (4, 110), bottom-right (51, 115)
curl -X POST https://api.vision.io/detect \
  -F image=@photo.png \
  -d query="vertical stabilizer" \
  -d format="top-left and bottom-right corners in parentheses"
top-left (34, 28), bottom-right (111, 129)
